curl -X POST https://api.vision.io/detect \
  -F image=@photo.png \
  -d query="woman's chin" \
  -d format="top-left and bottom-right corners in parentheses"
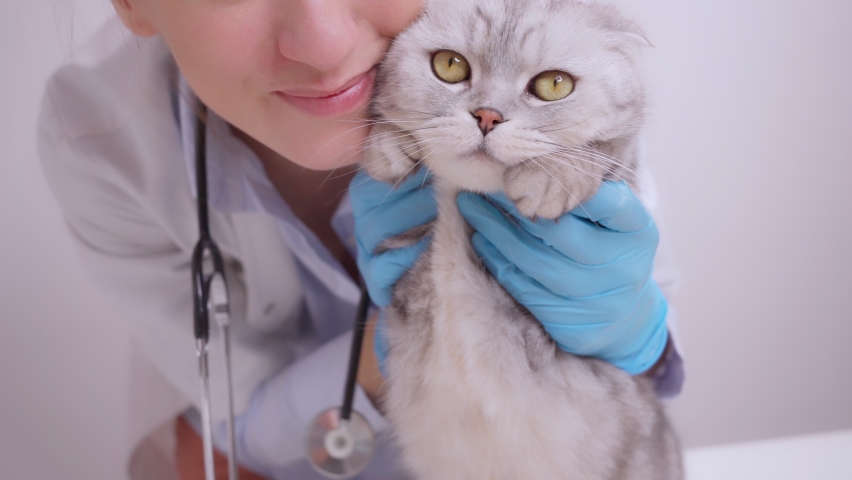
top-left (289, 134), bottom-right (369, 172)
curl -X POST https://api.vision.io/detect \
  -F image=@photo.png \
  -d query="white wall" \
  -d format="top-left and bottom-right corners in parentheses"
top-left (1, 1), bottom-right (850, 478)
top-left (610, 0), bottom-right (852, 447)
top-left (0, 2), bottom-right (131, 479)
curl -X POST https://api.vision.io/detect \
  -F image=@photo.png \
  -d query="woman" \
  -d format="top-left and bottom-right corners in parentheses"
top-left (38, 0), bottom-right (683, 478)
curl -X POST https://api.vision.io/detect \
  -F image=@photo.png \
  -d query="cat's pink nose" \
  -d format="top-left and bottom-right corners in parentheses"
top-left (472, 108), bottom-right (504, 136)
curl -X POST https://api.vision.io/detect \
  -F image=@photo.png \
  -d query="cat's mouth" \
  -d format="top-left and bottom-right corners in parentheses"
top-left (468, 148), bottom-right (494, 163)
top-left (466, 145), bottom-right (506, 166)
top-left (428, 145), bottom-right (505, 193)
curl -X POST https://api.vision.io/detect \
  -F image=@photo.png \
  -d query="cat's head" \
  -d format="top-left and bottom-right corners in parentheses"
top-left (363, 0), bottom-right (650, 213)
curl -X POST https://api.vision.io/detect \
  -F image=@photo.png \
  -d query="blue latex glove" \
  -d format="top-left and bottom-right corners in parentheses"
top-left (349, 169), bottom-right (437, 372)
top-left (349, 168), bottom-right (437, 306)
top-left (457, 181), bottom-right (669, 375)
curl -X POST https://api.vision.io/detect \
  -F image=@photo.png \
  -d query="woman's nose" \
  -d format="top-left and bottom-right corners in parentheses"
top-left (276, 0), bottom-right (361, 72)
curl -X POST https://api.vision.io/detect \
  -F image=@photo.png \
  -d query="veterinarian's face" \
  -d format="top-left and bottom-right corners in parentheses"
top-left (113, 0), bottom-right (424, 170)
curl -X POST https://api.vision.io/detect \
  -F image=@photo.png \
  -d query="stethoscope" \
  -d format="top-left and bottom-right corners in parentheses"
top-left (191, 105), bottom-right (376, 480)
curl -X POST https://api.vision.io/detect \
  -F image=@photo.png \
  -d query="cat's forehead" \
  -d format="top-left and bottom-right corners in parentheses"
top-left (419, 0), bottom-right (605, 73)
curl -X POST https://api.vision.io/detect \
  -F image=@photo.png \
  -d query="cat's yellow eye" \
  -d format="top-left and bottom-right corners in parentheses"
top-left (431, 50), bottom-right (471, 84)
top-left (531, 70), bottom-right (575, 101)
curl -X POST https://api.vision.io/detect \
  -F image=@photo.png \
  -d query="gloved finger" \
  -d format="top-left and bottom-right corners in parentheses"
top-left (460, 193), bottom-right (638, 297)
top-left (470, 232), bottom-right (634, 322)
top-left (486, 181), bottom-right (651, 233)
top-left (482, 181), bottom-right (654, 233)
top-left (569, 181), bottom-right (653, 233)
top-left (360, 237), bottom-right (430, 307)
top-left (349, 169), bottom-right (431, 218)
top-left (354, 184), bottom-right (437, 252)
top-left (546, 290), bottom-right (669, 375)
top-left (484, 192), bottom-right (657, 265)
top-left (470, 232), bottom-right (579, 313)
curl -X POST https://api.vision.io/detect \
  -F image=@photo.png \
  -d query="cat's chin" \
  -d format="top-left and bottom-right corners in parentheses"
top-left (428, 153), bottom-right (505, 194)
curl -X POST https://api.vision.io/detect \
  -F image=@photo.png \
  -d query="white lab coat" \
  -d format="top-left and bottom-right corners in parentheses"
top-left (38, 15), bottom-right (683, 480)
top-left (38, 19), bottom-right (308, 477)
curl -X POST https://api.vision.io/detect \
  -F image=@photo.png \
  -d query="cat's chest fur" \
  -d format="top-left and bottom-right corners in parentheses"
top-left (405, 182), bottom-right (550, 412)
top-left (381, 181), bottom-right (654, 480)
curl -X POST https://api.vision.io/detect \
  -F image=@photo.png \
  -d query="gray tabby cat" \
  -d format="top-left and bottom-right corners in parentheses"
top-left (361, 0), bottom-right (683, 478)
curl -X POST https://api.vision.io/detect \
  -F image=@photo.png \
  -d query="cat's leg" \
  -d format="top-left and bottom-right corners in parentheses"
top-left (362, 122), bottom-right (423, 183)
top-left (625, 405), bottom-right (684, 480)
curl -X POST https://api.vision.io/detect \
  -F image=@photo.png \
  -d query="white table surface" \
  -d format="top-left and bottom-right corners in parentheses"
top-left (684, 429), bottom-right (852, 480)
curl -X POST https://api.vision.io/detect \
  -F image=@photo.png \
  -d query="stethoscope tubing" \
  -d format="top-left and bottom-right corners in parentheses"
top-left (192, 104), bottom-right (239, 480)
top-left (192, 103), bottom-right (371, 479)
top-left (342, 289), bottom-right (371, 421)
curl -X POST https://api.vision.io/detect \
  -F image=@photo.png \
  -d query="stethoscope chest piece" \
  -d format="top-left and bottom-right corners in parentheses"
top-left (306, 406), bottom-right (375, 479)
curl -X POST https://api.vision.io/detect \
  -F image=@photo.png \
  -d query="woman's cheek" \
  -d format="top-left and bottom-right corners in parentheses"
top-left (362, 0), bottom-right (425, 38)
top-left (158, 2), bottom-right (273, 101)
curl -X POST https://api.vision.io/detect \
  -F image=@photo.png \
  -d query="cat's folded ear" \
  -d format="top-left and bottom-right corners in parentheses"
top-left (593, 4), bottom-right (654, 49)
top-left (613, 27), bottom-right (653, 49)
top-left (620, 27), bottom-right (654, 47)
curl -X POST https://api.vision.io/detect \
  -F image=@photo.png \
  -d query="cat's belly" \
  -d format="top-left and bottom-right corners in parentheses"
top-left (385, 199), bottom-right (592, 479)
top-left (386, 295), bottom-right (577, 479)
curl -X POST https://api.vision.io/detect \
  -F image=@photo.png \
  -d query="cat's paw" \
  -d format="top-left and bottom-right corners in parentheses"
top-left (503, 161), bottom-right (595, 220)
top-left (362, 122), bottom-right (421, 184)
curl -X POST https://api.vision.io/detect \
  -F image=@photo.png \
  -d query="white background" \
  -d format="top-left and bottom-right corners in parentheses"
top-left (1, 1), bottom-right (850, 478)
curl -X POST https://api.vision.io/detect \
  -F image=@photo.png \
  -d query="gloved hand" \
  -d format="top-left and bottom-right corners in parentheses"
top-left (457, 181), bottom-right (669, 375)
top-left (349, 169), bottom-right (437, 373)
top-left (349, 169), bottom-right (437, 307)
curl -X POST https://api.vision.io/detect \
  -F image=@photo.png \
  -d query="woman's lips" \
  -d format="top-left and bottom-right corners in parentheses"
top-left (276, 68), bottom-right (375, 118)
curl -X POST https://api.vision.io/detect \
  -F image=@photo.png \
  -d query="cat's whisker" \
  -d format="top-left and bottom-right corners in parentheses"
top-left (530, 139), bottom-right (644, 181)
top-left (539, 152), bottom-right (638, 191)
top-left (539, 115), bottom-right (594, 134)
top-left (353, 140), bottom-right (425, 177)
top-left (317, 130), bottom-right (420, 189)
top-left (421, 163), bottom-right (433, 190)
top-left (558, 151), bottom-right (647, 189)
top-left (554, 144), bottom-right (643, 177)
top-left (379, 159), bottom-right (427, 205)
top-left (308, 117), bottom-right (440, 176)
top-left (537, 154), bottom-right (643, 208)
top-left (535, 154), bottom-right (634, 221)
top-left (347, 159), bottom-right (403, 190)
top-left (344, 137), bottom-right (441, 194)
top-left (413, 147), bottom-right (443, 191)
top-left (318, 125), bottom-right (438, 179)
top-left (368, 134), bottom-right (442, 162)
top-left (535, 153), bottom-right (611, 186)
top-left (332, 117), bottom-right (431, 125)
top-left (542, 151), bottom-right (636, 185)
top-left (318, 129), bottom-right (440, 190)
top-left (306, 121), bottom-right (388, 164)
top-left (565, 145), bottom-right (642, 175)
top-left (536, 148), bottom-right (623, 177)
top-left (534, 155), bottom-right (633, 203)
top-left (526, 138), bottom-right (625, 167)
